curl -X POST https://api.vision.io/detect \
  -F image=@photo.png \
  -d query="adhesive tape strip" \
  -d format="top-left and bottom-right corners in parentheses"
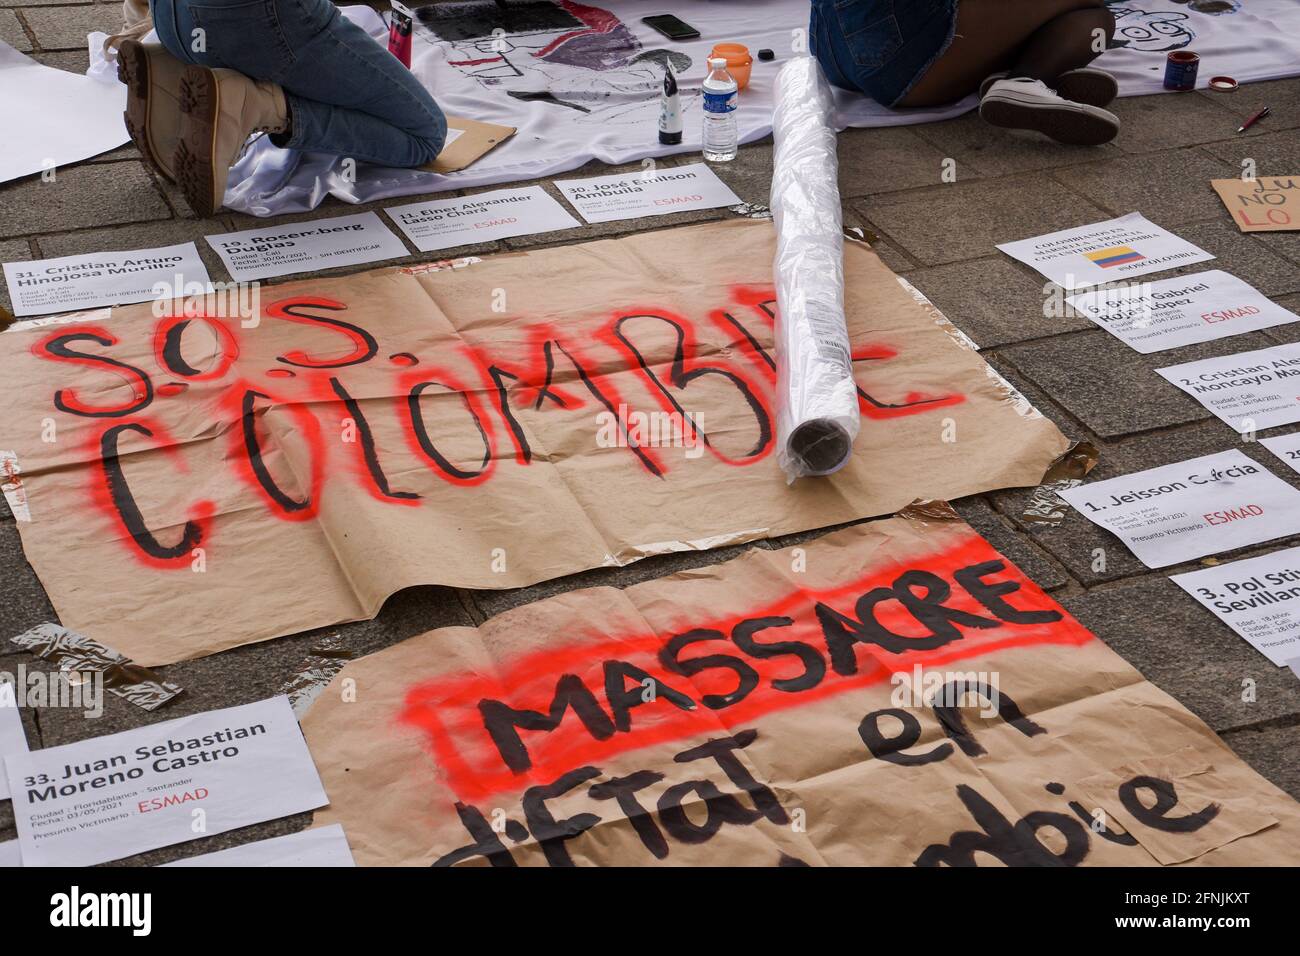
top-left (1209, 75), bottom-right (1239, 91)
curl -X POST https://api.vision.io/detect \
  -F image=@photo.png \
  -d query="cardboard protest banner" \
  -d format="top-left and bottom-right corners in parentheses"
top-left (0, 219), bottom-right (1068, 666)
top-left (302, 510), bottom-right (1300, 866)
top-left (1212, 176), bottom-right (1299, 233)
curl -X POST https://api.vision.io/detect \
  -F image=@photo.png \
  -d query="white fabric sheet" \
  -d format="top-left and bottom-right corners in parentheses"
top-left (0, 39), bottom-right (129, 184)
top-left (84, 0), bottom-right (1300, 217)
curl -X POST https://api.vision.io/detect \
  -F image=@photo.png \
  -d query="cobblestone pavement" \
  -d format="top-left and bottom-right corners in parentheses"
top-left (2, 1), bottom-right (1298, 864)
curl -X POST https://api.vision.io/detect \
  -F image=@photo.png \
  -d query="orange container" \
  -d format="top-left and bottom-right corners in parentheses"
top-left (709, 43), bottom-right (752, 90)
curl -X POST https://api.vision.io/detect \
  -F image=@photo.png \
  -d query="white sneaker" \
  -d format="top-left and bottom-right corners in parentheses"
top-left (979, 77), bottom-right (1119, 146)
top-left (980, 68), bottom-right (1118, 107)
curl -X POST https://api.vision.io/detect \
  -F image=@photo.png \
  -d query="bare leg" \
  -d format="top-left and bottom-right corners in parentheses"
top-left (900, 0), bottom-right (1114, 108)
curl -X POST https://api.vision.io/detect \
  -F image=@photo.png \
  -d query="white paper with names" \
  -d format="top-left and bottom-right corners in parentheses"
top-left (0, 682), bottom-right (29, 801)
top-left (555, 162), bottom-right (740, 224)
top-left (385, 186), bottom-right (578, 252)
top-left (164, 823), bottom-right (354, 867)
top-left (205, 212), bottom-right (409, 282)
top-left (997, 213), bottom-right (1214, 291)
top-left (1057, 450), bottom-right (1300, 568)
top-left (4, 696), bottom-right (326, 867)
top-left (1172, 546), bottom-right (1300, 666)
top-left (1158, 342), bottom-right (1300, 431)
top-left (1065, 270), bottom-right (1300, 353)
top-left (2, 243), bottom-right (211, 317)
top-left (1260, 431), bottom-right (1300, 477)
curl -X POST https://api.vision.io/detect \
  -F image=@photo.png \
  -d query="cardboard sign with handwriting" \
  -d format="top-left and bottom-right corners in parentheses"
top-left (1212, 176), bottom-right (1300, 232)
top-left (0, 219), bottom-right (1068, 665)
top-left (302, 512), bottom-right (1300, 866)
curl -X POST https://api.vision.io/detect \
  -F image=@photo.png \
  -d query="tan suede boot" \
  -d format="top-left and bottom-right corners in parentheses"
top-left (175, 66), bottom-right (289, 217)
top-left (118, 40), bottom-right (187, 182)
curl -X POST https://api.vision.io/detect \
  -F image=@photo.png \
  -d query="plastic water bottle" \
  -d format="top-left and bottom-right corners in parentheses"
top-left (702, 57), bottom-right (738, 162)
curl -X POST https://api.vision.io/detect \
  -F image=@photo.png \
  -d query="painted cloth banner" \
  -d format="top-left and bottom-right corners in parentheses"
top-left (87, 0), bottom-right (1300, 216)
top-left (301, 510), bottom-right (1300, 866)
top-left (0, 220), bottom-right (1066, 666)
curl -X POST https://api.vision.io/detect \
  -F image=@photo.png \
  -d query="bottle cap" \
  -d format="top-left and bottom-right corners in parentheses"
top-left (709, 57), bottom-right (727, 69)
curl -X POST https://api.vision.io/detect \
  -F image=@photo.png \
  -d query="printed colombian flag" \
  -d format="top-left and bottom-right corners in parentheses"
top-left (1085, 245), bottom-right (1145, 268)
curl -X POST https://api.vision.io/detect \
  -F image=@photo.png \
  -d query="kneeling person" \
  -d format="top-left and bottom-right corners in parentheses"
top-left (113, 0), bottom-right (447, 216)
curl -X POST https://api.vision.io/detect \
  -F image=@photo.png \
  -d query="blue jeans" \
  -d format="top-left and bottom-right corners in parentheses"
top-left (151, 0), bottom-right (446, 166)
top-left (810, 0), bottom-right (958, 107)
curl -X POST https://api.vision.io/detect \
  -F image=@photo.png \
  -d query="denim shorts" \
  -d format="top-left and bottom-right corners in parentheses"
top-left (810, 0), bottom-right (959, 107)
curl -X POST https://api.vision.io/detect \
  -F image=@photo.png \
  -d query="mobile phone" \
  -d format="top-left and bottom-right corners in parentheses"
top-left (642, 14), bottom-right (701, 41)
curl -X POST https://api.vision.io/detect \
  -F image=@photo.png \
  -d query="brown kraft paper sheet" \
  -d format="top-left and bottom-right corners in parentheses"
top-left (0, 219), bottom-right (1068, 665)
top-left (302, 512), bottom-right (1300, 866)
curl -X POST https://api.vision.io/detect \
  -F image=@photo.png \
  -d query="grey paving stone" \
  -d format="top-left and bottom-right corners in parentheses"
top-left (21, 3), bottom-right (117, 50)
top-left (0, 521), bottom-right (59, 638)
top-left (1219, 722), bottom-right (1300, 802)
top-left (1052, 148), bottom-right (1239, 224)
top-left (1197, 77), bottom-right (1300, 134)
top-left (905, 256), bottom-right (1092, 348)
top-left (912, 110), bottom-right (1121, 179)
top-left (1254, 231), bottom-right (1300, 271)
top-left (980, 352), bottom-right (1094, 442)
top-left (36, 218), bottom-right (236, 284)
top-left (1164, 219), bottom-right (1300, 298)
top-left (30, 48), bottom-right (87, 72)
top-left (0, 8), bottom-right (30, 51)
top-left (951, 496), bottom-right (1069, 592)
top-left (1111, 90), bottom-right (1268, 153)
top-left (0, 0), bottom-right (91, 6)
top-left (1062, 576), bottom-right (1300, 732)
top-left (0, 239), bottom-right (32, 314)
top-left (858, 174), bottom-right (1108, 266)
top-left (999, 328), bottom-right (1284, 438)
top-left (835, 124), bottom-right (955, 197)
top-left (0, 161), bottom-right (170, 236)
top-left (1201, 128), bottom-right (1300, 178)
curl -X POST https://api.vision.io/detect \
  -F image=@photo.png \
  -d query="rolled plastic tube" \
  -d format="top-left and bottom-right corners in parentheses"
top-left (770, 56), bottom-right (859, 481)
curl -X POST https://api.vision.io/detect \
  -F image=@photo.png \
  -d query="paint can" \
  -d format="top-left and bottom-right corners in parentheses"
top-left (1164, 51), bottom-right (1200, 91)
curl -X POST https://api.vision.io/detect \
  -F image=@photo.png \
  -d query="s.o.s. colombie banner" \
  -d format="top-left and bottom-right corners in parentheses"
top-left (0, 220), bottom-right (1067, 665)
top-left (303, 510), bottom-right (1300, 867)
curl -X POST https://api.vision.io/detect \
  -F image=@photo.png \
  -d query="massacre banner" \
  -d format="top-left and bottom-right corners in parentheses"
top-left (302, 510), bottom-right (1300, 867)
top-left (0, 219), bottom-right (1067, 665)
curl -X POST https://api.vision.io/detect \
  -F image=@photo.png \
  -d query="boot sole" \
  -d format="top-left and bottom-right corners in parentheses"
top-left (980, 95), bottom-right (1118, 146)
top-left (176, 66), bottom-right (222, 217)
top-left (118, 40), bottom-right (175, 183)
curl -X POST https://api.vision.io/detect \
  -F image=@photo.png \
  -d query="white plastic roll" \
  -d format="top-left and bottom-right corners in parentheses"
top-left (770, 56), bottom-right (859, 481)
